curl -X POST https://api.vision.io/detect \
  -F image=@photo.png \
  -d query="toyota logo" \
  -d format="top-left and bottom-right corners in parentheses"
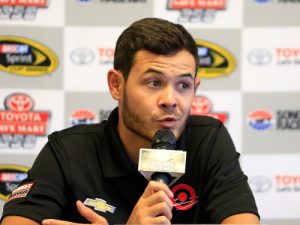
top-left (249, 176), bottom-right (272, 193)
top-left (70, 48), bottom-right (95, 65)
top-left (248, 49), bottom-right (272, 65)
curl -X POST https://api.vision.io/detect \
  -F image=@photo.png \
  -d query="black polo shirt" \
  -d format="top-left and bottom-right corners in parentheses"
top-left (1, 108), bottom-right (259, 224)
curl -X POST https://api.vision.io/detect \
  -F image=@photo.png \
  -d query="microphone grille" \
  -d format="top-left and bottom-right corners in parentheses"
top-left (152, 129), bottom-right (176, 150)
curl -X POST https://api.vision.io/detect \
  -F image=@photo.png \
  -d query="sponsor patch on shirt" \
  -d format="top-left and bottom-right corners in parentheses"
top-left (84, 197), bottom-right (116, 213)
top-left (7, 182), bottom-right (34, 202)
top-left (171, 183), bottom-right (198, 210)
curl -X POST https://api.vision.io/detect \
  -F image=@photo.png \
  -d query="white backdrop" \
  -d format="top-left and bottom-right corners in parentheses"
top-left (0, 1), bottom-right (300, 224)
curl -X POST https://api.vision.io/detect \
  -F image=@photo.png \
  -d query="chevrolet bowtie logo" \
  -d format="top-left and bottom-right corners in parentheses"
top-left (84, 198), bottom-right (116, 213)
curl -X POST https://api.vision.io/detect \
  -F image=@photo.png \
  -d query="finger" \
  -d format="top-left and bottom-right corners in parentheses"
top-left (76, 200), bottom-right (108, 225)
top-left (42, 219), bottom-right (75, 225)
top-left (144, 181), bottom-right (173, 198)
top-left (149, 201), bottom-right (173, 220)
top-left (146, 190), bottom-right (174, 209)
top-left (148, 215), bottom-right (171, 225)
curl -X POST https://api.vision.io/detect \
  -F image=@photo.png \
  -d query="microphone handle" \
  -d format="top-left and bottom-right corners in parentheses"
top-left (151, 172), bottom-right (172, 185)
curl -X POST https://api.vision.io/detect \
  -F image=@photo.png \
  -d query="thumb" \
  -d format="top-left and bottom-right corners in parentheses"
top-left (76, 200), bottom-right (109, 225)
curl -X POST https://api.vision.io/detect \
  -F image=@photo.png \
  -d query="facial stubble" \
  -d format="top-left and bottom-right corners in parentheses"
top-left (122, 87), bottom-right (190, 142)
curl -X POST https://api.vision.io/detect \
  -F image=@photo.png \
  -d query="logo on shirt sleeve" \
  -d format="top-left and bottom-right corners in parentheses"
top-left (7, 182), bottom-right (34, 202)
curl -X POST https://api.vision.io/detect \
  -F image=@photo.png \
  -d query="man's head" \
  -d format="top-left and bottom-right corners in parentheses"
top-left (113, 17), bottom-right (199, 80)
top-left (108, 18), bottom-right (200, 159)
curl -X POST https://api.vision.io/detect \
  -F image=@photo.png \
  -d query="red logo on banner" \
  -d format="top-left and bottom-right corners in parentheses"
top-left (0, 0), bottom-right (49, 20)
top-left (0, 93), bottom-right (50, 136)
top-left (167, 0), bottom-right (227, 23)
top-left (168, 0), bottom-right (226, 9)
top-left (70, 109), bottom-right (96, 126)
top-left (190, 96), bottom-right (228, 123)
top-left (0, 93), bottom-right (51, 148)
top-left (5, 94), bottom-right (34, 112)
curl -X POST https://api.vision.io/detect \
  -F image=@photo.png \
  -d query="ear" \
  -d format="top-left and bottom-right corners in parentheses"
top-left (107, 69), bottom-right (124, 100)
top-left (194, 77), bottom-right (201, 93)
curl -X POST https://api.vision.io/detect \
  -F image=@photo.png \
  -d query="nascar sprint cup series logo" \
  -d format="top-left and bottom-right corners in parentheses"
top-left (0, 164), bottom-right (28, 201)
top-left (0, 36), bottom-right (58, 76)
top-left (196, 39), bottom-right (236, 79)
top-left (0, 93), bottom-right (51, 149)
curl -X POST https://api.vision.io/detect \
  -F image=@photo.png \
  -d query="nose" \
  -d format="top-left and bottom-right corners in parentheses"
top-left (158, 86), bottom-right (177, 112)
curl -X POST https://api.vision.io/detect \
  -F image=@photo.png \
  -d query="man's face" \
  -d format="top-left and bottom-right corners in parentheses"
top-left (119, 50), bottom-right (199, 143)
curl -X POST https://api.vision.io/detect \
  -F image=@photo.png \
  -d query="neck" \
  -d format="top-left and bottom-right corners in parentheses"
top-left (117, 122), bottom-right (151, 164)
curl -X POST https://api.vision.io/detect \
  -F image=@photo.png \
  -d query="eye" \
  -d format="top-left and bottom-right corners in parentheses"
top-left (178, 82), bottom-right (192, 91)
top-left (147, 80), bottom-right (161, 87)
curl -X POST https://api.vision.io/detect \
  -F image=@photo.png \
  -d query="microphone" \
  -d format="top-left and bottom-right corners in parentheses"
top-left (138, 129), bottom-right (186, 185)
top-left (151, 128), bottom-right (176, 150)
top-left (151, 129), bottom-right (176, 184)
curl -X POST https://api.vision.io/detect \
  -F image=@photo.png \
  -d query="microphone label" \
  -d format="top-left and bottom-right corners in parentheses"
top-left (151, 160), bottom-right (172, 172)
top-left (138, 148), bottom-right (186, 184)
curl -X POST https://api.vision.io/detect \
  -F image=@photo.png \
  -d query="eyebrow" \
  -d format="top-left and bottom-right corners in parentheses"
top-left (144, 69), bottom-right (195, 80)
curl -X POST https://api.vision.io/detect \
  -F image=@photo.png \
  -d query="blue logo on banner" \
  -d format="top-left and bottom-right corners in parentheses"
top-left (77, 0), bottom-right (94, 2)
top-left (248, 110), bottom-right (273, 131)
top-left (255, 0), bottom-right (272, 3)
top-left (249, 120), bottom-right (272, 130)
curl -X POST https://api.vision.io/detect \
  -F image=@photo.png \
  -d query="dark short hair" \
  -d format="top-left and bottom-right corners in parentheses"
top-left (114, 18), bottom-right (199, 80)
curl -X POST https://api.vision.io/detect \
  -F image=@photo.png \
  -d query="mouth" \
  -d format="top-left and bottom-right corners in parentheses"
top-left (157, 117), bottom-right (178, 128)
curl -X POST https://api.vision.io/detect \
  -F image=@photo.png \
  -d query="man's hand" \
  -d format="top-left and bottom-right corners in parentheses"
top-left (42, 201), bottom-right (108, 225)
top-left (42, 181), bottom-right (173, 225)
top-left (126, 180), bottom-right (174, 225)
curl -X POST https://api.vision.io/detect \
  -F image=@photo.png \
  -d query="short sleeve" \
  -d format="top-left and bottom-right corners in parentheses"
top-left (1, 140), bottom-right (70, 223)
top-left (203, 124), bottom-right (259, 223)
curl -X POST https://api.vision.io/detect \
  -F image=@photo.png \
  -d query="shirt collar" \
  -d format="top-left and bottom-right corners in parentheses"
top-left (100, 107), bottom-right (136, 178)
top-left (100, 107), bottom-right (187, 178)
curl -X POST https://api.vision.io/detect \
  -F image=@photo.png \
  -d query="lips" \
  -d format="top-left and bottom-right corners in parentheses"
top-left (158, 117), bottom-right (178, 128)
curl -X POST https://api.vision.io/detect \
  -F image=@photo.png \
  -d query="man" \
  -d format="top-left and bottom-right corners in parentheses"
top-left (1, 18), bottom-right (259, 225)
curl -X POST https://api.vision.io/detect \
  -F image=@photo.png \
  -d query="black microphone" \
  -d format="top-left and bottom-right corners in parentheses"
top-left (151, 128), bottom-right (176, 150)
top-left (151, 129), bottom-right (176, 184)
